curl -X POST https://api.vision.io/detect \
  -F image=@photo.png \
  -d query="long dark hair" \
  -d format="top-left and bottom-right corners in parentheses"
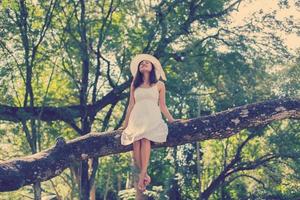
top-left (133, 61), bottom-right (158, 89)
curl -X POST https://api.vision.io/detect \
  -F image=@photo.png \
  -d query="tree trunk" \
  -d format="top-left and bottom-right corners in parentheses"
top-left (90, 182), bottom-right (96, 200)
top-left (220, 139), bottom-right (229, 199)
top-left (196, 142), bottom-right (203, 200)
top-left (80, 160), bottom-right (90, 200)
top-left (117, 174), bottom-right (122, 194)
top-left (103, 169), bottom-right (110, 200)
top-left (167, 146), bottom-right (181, 200)
top-left (69, 164), bottom-right (80, 200)
top-left (33, 182), bottom-right (41, 200)
top-left (125, 171), bottom-right (132, 189)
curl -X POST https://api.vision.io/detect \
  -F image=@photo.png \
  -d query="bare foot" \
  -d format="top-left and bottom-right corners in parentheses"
top-left (144, 173), bottom-right (151, 186)
top-left (138, 173), bottom-right (146, 191)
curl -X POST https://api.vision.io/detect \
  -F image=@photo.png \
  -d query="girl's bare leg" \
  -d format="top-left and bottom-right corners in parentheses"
top-left (132, 140), bottom-right (142, 169)
top-left (138, 138), bottom-right (151, 191)
top-left (132, 140), bottom-right (145, 199)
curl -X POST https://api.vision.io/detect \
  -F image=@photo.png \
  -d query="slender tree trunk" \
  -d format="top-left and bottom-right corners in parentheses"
top-left (18, 0), bottom-right (43, 198)
top-left (78, 0), bottom-right (91, 197)
top-left (80, 161), bottom-right (90, 200)
top-left (89, 157), bottom-right (98, 200)
top-left (103, 169), bottom-right (110, 200)
top-left (167, 146), bottom-right (181, 200)
top-left (125, 166), bottom-right (133, 189)
top-left (69, 162), bottom-right (82, 199)
top-left (90, 182), bottom-right (96, 200)
top-left (69, 165), bottom-right (79, 200)
top-left (196, 93), bottom-right (203, 200)
top-left (196, 142), bottom-right (203, 200)
top-left (32, 122), bottom-right (42, 200)
top-left (117, 174), bottom-right (122, 194)
top-left (33, 182), bottom-right (41, 200)
top-left (221, 140), bottom-right (229, 199)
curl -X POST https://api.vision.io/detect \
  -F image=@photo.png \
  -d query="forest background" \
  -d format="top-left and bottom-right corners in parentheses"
top-left (0, 0), bottom-right (300, 199)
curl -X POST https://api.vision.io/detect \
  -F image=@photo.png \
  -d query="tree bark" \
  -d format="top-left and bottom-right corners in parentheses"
top-left (196, 142), bottom-right (203, 200)
top-left (0, 97), bottom-right (299, 192)
top-left (33, 182), bottom-right (41, 200)
top-left (168, 146), bottom-right (181, 200)
top-left (0, 81), bottom-right (130, 124)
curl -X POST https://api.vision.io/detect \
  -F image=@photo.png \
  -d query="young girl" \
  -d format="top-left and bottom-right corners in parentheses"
top-left (120, 54), bottom-right (178, 192)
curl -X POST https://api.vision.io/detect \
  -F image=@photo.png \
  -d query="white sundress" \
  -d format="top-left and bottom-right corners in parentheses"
top-left (121, 83), bottom-right (169, 145)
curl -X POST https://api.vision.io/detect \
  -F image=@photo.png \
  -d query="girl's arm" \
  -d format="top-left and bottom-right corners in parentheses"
top-left (158, 81), bottom-right (175, 123)
top-left (121, 81), bottom-right (136, 128)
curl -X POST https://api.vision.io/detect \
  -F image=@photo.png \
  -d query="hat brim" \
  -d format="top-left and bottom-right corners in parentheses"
top-left (130, 54), bottom-right (167, 80)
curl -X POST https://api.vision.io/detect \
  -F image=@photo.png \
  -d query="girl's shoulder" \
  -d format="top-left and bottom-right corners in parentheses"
top-left (156, 80), bottom-right (165, 92)
top-left (157, 80), bottom-right (165, 85)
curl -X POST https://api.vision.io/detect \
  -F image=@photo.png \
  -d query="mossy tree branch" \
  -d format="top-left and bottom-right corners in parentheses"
top-left (0, 97), bottom-right (299, 192)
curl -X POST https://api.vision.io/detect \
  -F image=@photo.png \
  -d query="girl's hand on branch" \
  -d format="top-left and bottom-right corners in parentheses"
top-left (169, 118), bottom-right (181, 123)
top-left (117, 126), bottom-right (126, 130)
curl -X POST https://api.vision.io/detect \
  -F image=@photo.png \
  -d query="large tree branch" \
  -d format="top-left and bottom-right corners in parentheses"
top-left (0, 79), bottom-right (130, 122)
top-left (225, 174), bottom-right (266, 189)
top-left (0, 97), bottom-right (299, 191)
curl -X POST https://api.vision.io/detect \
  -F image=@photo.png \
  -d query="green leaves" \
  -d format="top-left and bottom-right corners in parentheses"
top-left (0, 0), bottom-right (299, 199)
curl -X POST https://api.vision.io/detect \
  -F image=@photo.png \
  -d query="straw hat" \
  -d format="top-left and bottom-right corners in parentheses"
top-left (130, 54), bottom-right (167, 81)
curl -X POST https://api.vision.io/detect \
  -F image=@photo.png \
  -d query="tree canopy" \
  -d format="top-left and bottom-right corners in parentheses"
top-left (0, 0), bottom-right (300, 199)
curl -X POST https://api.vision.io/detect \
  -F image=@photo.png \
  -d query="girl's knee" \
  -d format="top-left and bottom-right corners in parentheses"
top-left (141, 138), bottom-right (150, 143)
top-left (133, 140), bottom-right (141, 146)
top-left (140, 138), bottom-right (146, 142)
